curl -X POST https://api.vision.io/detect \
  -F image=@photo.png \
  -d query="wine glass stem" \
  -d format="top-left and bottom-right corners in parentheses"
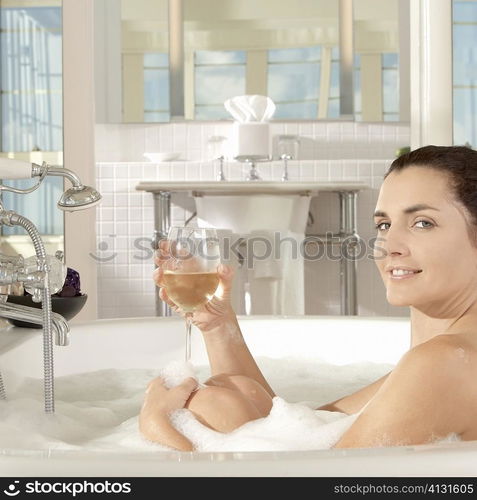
top-left (185, 313), bottom-right (193, 362)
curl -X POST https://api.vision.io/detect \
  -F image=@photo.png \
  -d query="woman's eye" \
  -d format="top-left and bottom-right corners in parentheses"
top-left (415, 220), bottom-right (433, 229)
top-left (375, 222), bottom-right (390, 231)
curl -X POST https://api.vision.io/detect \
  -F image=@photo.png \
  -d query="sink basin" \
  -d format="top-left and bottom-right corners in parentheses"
top-left (195, 194), bottom-right (311, 234)
top-left (136, 179), bottom-right (368, 234)
top-left (135, 180), bottom-right (368, 316)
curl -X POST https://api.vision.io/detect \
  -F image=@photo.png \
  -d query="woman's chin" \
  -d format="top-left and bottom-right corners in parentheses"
top-left (386, 292), bottom-right (413, 307)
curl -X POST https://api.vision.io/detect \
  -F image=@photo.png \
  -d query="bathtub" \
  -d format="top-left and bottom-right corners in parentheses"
top-left (0, 314), bottom-right (476, 477)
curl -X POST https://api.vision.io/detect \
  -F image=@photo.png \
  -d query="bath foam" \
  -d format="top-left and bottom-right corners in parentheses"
top-left (0, 359), bottom-right (461, 453)
top-left (170, 398), bottom-right (358, 452)
top-left (159, 360), bottom-right (198, 388)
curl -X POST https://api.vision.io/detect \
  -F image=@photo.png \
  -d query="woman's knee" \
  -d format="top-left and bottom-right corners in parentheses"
top-left (185, 385), bottom-right (262, 433)
top-left (204, 374), bottom-right (273, 416)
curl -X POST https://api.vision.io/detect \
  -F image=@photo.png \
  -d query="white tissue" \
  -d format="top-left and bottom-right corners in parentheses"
top-left (224, 95), bottom-right (276, 158)
top-left (224, 95), bottom-right (276, 123)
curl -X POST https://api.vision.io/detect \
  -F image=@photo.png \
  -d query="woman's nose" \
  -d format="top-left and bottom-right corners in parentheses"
top-left (380, 226), bottom-right (411, 257)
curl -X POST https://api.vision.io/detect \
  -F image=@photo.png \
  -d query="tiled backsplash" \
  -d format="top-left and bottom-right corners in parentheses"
top-left (95, 121), bottom-right (411, 319)
top-left (96, 121), bottom-right (410, 163)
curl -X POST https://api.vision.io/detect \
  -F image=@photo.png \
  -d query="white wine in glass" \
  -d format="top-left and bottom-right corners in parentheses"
top-left (162, 227), bottom-right (221, 361)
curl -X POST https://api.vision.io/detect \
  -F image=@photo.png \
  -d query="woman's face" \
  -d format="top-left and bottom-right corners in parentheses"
top-left (374, 166), bottom-right (477, 316)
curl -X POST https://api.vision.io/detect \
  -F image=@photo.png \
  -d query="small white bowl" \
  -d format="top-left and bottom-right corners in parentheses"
top-left (144, 152), bottom-right (181, 162)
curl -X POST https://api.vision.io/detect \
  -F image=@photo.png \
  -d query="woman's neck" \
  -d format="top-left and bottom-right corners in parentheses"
top-left (410, 300), bottom-right (477, 348)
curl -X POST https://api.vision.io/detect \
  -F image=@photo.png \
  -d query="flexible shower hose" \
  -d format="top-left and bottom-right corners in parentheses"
top-left (9, 213), bottom-right (55, 413)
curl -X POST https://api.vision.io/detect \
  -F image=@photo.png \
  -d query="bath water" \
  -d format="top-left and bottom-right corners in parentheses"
top-left (0, 357), bottom-right (460, 452)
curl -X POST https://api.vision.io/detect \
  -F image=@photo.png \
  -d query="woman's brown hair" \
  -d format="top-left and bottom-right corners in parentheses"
top-left (385, 145), bottom-right (477, 234)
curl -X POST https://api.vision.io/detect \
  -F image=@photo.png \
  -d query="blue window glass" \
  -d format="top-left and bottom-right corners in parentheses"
top-left (1, 6), bottom-right (63, 236)
top-left (143, 53), bottom-right (170, 122)
top-left (383, 54), bottom-right (399, 116)
top-left (268, 47), bottom-right (322, 119)
top-left (195, 50), bottom-right (246, 119)
top-left (453, 1), bottom-right (477, 147)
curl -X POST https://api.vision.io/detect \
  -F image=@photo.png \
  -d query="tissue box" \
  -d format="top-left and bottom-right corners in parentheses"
top-left (231, 122), bottom-right (271, 159)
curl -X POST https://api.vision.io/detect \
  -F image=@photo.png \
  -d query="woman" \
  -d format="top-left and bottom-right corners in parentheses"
top-left (139, 145), bottom-right (477, 451)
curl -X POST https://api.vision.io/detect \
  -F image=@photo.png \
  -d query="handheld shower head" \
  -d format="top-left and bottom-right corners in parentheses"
top-left (58, 185), bottom-right (102, 212)
top-left (0, 158), bottom-right (101, 211)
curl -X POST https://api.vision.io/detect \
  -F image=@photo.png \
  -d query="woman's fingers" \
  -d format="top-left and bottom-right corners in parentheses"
top-left (152, 267), bottom-right (164, 286)
top-left (170, 377), bottom-right (199, 404)
top-left (158, 287), bottom-right (181, 313)
top-left (154, 240), bottom-right (171, 266)
top-left (215, 263), bottom-right (235, 298)
top-left (145, 376), bottom-right (167, 395)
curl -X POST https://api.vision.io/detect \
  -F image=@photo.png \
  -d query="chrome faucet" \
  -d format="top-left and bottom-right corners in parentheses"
top-left (0, 207), bottom-right (57, 412)
top-left (0, 254), bottom-right (70, 346)
top-left (0, 158), bottom-right (101, 413)
top-left (0, 297), bottom-right (70, 346)
top-left (234, 155), bottom-right (270, 181)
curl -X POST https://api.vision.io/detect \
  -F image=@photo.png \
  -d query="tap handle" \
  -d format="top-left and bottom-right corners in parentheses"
top-left (23, 255), bottom-right (67, 295)
top-left (0, 253), bottom-right (24, 268)
top-left (0, 158), bottom-right (34, 179)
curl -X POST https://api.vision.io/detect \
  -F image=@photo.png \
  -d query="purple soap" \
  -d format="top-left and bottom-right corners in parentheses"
top-left (56, 268), bottom-right (81, 297)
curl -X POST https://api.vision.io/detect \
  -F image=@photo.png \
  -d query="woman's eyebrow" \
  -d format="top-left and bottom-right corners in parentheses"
top-left (373, 204), bottom-right (440, 218)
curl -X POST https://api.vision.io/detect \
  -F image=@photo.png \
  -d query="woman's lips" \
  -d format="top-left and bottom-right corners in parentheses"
top-left (388, 270), bottom-right (422, 280)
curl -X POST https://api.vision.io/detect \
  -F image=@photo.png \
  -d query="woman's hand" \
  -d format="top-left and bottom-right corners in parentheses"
top-left (139, 376), bottom-right (198, 451)
top-left (153, 240), bottom-right (237, 332)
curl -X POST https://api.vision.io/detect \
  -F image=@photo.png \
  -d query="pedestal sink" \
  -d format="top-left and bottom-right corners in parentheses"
top-left (194, 194), bottom-right (311, 234)
top-left (193, 188), bottom-right (312, 316)
top-left (135, 180), bottom-right (368, 317)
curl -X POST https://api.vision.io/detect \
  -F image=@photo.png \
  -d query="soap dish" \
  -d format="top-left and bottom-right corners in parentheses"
top-left (144, 152), bottom-right (181, 162)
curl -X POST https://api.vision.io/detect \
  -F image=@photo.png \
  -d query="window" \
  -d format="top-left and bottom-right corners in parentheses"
top-left (194, 50), bottom-right (246, 120)
top-left (382, 53), bottom-right (399, 121)
top-left (268, 46), bottom-right (321, 119)
top-left (144, 53), bottom-right (170, 122)
top-left (453, 0), bottom-right (477, 147)
top-left (0, 5), bottom-right (63, 236)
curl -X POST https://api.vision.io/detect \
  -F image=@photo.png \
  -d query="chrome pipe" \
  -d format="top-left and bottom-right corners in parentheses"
top-left (338, 191), bottom-right (358, 315)
top-left (2, 211), bottom-right (55, 413)
top-left (153, 192), bottom-right (172, 317)
top-left (0, 301), bottom-right (70, 346)
top-left (0, 371), bottom-right (5, 400)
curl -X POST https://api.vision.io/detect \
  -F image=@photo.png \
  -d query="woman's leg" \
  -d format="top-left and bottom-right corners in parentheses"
top-left (185, 374), bottom-right (273, 433)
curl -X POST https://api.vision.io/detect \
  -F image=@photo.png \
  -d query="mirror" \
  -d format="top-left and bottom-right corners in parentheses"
top-left (95, 0), bottom-right (405, 123)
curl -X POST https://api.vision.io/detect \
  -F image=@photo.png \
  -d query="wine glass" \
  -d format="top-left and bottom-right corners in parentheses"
top-left (161, 226), bottom-right (221, 361)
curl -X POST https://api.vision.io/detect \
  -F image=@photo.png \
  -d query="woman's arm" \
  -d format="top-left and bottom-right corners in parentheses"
top-left (316, 372), bottom-right (392, 414)
top-left (198, 313), bottom-right (275, 397)
top-left (332, 336), bottom-right (474, 448)
top-left (139, 377), bottom-right (197, 451)
top-left (155, 247), bottom-right (275, 397)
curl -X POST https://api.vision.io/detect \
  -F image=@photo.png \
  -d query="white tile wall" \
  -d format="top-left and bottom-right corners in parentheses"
top-left (96, 121), bottom-right (410, 163)
top-left (95, 121), bottom-right (411, 319)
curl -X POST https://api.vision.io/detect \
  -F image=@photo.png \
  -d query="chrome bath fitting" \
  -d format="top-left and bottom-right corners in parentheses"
top-left (0, 157), bottom-right (101, 414)
top-left (0, 205), bottom-right (56, 413)
top-left (0, 158), bottom-right (101, 211)
top-left (216, 155), bottom-right (226, 181)
top-left (234, 154), bottom-right (271, 181)
top-left (280, 153), bottom-right (292, 181)
top-left (245, 159), bottom-right (261, 181)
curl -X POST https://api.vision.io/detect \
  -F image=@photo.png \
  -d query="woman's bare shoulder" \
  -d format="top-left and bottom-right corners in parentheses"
top-left (413, 332), bottom-right (477, 368)
top-left (317, 333), bottom-right (477, 417)
top-left (333, 336), bottom-right (477, 448)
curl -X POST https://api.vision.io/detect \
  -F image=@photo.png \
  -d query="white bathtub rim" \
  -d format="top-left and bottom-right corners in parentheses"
top-left (1, 435), bottom-right (476, 463)
top-left (74, 314), bottom-right (412, 326)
